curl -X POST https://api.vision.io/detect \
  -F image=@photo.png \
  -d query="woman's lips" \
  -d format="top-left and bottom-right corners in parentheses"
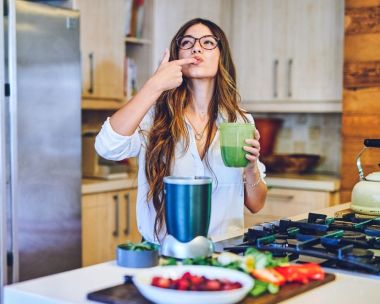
top-left (192, 56), bottom-right (203, 65)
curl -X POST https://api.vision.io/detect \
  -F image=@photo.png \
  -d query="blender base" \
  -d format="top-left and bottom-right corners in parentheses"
top-left (161, 235), bottom-right (214, 259)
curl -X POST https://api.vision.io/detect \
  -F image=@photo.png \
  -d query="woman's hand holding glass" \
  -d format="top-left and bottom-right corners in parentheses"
top-left (243, 129), bottom-right (261, 170)
top-left (149, 49), bottom-right (196, 93)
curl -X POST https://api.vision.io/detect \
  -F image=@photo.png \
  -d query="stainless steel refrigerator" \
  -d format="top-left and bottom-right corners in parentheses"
top-left (0, 0), bottom-right (82, 298)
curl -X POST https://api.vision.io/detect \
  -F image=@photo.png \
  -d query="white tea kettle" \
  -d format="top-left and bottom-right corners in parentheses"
top-left (351, 139), bottom-right (380, 216)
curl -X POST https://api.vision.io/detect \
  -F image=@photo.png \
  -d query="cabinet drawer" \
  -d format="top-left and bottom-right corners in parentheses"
top-left (257, 188), bottom-right (330, 219)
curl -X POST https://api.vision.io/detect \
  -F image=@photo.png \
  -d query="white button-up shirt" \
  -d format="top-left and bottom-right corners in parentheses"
top-left (95, 108), bottom-right (266, 243)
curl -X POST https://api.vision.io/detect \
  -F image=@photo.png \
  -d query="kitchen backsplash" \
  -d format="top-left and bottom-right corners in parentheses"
top-left (252, 113), bottom-right (342, 175)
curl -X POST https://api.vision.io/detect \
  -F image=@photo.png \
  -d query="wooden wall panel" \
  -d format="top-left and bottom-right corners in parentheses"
top-left (342, 0), bottom-right (380, 205)
top-left (344, 35), bottom-right (380, 61)
top-left (344, 61), bottom-right (380, 88)
top-left (344, 5), bottom-right (380, 35)
top-left (342, 115), bottom-right (380, 137)
top-left (346, 0), bottom-right (380, 8)
top-left (343, 88), bottom-right (380, 113)
top-left (340, 190), bottom-right (352, 204)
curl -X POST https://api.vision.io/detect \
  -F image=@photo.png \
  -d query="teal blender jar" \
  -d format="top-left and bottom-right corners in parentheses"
top-left (161, 176), bottom-right (214, 259)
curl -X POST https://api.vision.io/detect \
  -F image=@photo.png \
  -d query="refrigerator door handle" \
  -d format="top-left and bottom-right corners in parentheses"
top-left (112, 195), bottom-right (119, 237)
top-left (88, 52), bottom-right (94, 94)
top-left (123, 193), bottom-right (130, 236)
top-left (0, 0), bottom-right (7, 292)
top-left (5, 0), bottom-right (20, 284)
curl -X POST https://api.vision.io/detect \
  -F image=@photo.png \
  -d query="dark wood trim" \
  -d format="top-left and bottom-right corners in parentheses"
top-left (344, 61), bottom-right (380, 88)
top-left (345, 5), bottom-right (380, 35)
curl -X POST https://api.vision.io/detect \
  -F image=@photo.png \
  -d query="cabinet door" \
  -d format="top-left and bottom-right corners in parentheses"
top-left (82, 192), bottom-right (121, 266)
top-left (232, 0), bottom-right (343, 106)
top-left (118, 188), bottom-right (141, 244)
top-left (74, 0), bottom-right (125, 100)
top-left (232, 0), bottom-right (277, 102)
top-left (244, 188), bottom-right (331, 226)
top-left (286, 0), bottom-right (344, 101)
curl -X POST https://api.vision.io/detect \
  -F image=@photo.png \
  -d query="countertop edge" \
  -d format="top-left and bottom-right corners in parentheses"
top-left (81, 177), bottom-right (138, 194)
top-left (265, 175), bottom-right (340, 192)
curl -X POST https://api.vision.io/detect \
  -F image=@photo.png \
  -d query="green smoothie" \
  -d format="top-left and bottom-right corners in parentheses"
top-left (219, 123), bottom-right (255, 168)
top-left (221, 146), bottom-right (248, 167)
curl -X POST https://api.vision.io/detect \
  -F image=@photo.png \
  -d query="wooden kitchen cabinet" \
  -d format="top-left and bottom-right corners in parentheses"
top-left (74, 0), bottom-right (125, 101)
top-left (232, 0), bottom-right (344, 112)
top-left (245, 187), bottom-right (340, 227)
top-left (81, 188), bottom-right (140, 267)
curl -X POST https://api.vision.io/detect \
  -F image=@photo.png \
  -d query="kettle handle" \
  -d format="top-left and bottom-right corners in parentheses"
top-left (364, 139), bottom-right (380, 148)
top-left (357, 139), bottom-right (380, 180)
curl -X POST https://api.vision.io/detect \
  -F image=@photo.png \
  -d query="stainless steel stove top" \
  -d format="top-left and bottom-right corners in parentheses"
top-left (216, 210), bottom-right (380, 279)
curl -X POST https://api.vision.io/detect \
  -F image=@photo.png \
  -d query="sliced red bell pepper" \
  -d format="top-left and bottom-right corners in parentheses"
top-left (251, 268), bottom-right (286, 286)
top-left (274, 263), bottom-right (325, 284)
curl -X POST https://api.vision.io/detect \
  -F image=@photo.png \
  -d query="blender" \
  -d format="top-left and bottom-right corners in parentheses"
top-left (161, 176), bottom-right (214, 259)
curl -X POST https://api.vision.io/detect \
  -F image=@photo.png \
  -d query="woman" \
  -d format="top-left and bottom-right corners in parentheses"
top-left (95, 18), bottom-right (267, 244)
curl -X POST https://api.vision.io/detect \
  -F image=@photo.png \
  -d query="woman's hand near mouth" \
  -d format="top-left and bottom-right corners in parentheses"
top-left (149, 49), bottom-right (197, 93)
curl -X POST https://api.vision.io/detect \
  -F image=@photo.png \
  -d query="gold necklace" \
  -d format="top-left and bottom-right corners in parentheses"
top-left (185, 115), bottom-right (208, 141)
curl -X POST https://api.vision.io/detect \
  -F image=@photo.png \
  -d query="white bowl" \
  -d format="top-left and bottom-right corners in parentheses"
top-left (132, 265), bottom-right (254, 304)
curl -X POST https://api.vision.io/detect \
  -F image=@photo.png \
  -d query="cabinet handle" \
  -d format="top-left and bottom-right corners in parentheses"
top-left (88, 52), bottom-right (94, 94)
top-left (273, 59), bottom-right (279, 98)
top-left (112, 195), bottom-right (119, 237)
top-left (268, 193), bottom-right (294, 201)
top-left (287, 59), bottom-right (293, 97)
top-left (123, 193), bottom-right (130, 236)
top-left (124, 193), bottom-right (131, 235)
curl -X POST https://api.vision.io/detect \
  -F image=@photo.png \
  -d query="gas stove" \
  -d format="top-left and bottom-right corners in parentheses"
top-left (223, 210), bottom-right (380, 277)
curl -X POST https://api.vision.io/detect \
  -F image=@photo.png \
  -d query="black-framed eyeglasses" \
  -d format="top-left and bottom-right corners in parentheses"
top-left (176, 35), bottom-right (220, 50)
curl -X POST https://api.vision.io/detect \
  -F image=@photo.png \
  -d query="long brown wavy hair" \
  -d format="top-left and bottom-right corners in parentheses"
top-left (145, 18), bottom-right (249, 241)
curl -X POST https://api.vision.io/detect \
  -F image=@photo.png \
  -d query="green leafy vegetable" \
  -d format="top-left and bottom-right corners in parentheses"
top-left (250, 280), bottom-right (280, 297)
top-left (250, 280), bottom-right (268, 297)
top-left (160, 257), bottom-right (177, 266)
top-left (118, 241), bottom-right (159, 251)
top-left (244, 248), bottom-right (288, 269)
top-left (267, 283), bottom-right (280, 294)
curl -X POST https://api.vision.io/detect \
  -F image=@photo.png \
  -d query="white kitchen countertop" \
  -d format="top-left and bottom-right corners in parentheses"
top-left (4, 260), bottom-right (379, 304)
top-left (81, 176), bottom-right (137, 195)
top-left (81, 173), bottom-right (339, 195)
top-left (4, 203), bottom-right (379, 304)
top-left (265, 173), bottom-right (340, 192)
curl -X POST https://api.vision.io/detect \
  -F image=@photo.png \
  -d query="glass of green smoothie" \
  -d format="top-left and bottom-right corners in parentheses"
top-left (219, 122), bottom-right (255, 167)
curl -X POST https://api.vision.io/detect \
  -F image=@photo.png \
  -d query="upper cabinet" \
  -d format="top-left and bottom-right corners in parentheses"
top-left (74, 0), bottom-right (125, 101)
top-left (232, 0), bottom-right (344, 113)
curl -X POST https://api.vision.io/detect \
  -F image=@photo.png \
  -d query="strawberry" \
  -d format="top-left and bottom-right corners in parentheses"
top-left (155, 278), bottom-right (171, 289)
top-left (151, 272), bottom-right (242, 292)
top-left (151, 276), bottom-right (161, 287)
top-left (181, 272), bottom-right (192, 280)
top-left (205, 280), bottom-right (222, 291)
top-left (177, 279), bottom-right (190, 290)
top-left (190, 275), bottom-right (204, 286)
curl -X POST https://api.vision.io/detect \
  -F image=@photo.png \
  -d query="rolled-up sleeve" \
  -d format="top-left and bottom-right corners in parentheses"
top-left (95, 117), bottom-right (142, 161)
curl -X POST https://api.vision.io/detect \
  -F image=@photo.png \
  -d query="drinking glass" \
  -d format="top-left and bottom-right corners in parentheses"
top-left (219, 123), bottom-right (255, 167)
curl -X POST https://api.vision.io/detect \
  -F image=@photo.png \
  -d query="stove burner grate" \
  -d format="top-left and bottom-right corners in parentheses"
top-left (225, 212), bottom-right (380, 276)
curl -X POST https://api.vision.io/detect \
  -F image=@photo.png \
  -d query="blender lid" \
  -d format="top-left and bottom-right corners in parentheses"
top-left (163, 176), bottom-right (212, 185)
